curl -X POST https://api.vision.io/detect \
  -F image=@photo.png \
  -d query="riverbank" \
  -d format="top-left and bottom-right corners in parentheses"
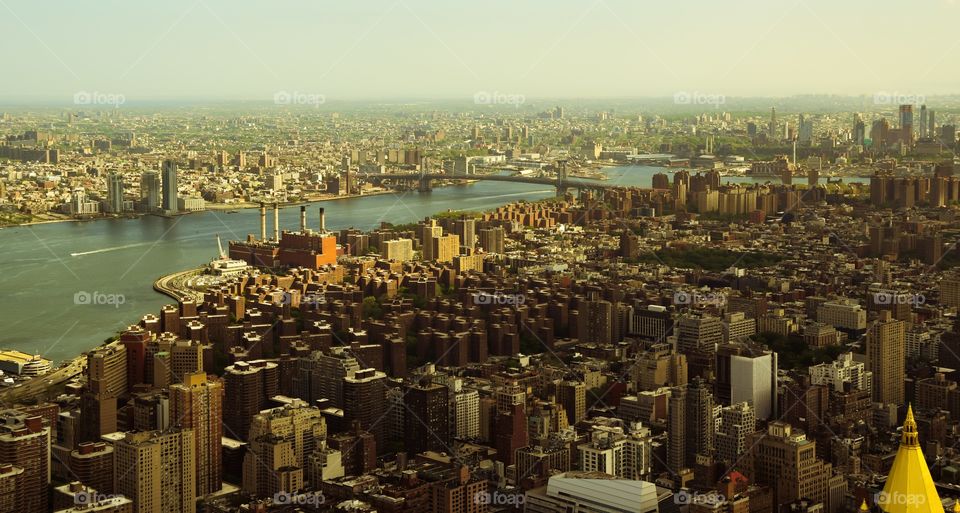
top-left (4, 187), bottom-right (421, 229)
top-left (1, 213), bottom-right (80, 228)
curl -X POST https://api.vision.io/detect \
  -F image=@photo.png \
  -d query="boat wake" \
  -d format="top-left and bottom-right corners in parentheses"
top-left (70, 232), bottom-right (222, 257)
top-left (70, 242), bottom-right (157, 257)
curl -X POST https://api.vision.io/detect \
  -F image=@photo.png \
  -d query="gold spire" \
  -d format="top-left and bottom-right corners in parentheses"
top-left (861, 500), bottom-right (870, 511)
top-left (902, 403), bottom-right (919, 447)
top-left (879, 403), bottom-right (942, 513)
top-left (953, 500), bottom-right (960, 513)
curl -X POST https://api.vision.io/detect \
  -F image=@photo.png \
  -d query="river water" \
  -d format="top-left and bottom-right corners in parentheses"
top-left (0, 165), bottom-right (865, 362)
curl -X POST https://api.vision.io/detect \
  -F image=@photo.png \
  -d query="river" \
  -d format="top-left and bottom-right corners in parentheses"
top-left (0, 165), bottom-right (866, 362)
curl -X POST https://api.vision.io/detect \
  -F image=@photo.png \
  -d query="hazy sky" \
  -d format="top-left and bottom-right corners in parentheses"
top-left (1, 0), bottom-right (958, 102)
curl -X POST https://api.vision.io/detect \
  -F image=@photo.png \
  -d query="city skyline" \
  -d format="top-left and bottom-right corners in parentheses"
top-left (3, 2), bottom-right (960, 512)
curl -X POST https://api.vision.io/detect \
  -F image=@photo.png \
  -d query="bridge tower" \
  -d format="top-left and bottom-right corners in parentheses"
top-left (555, 159), bottom-right (569, 197)
top-left (418, 156), bottom-right (432, 192)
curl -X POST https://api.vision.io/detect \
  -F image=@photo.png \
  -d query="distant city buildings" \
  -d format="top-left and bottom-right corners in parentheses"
top-left (4, 99), bottom-right (960, 513)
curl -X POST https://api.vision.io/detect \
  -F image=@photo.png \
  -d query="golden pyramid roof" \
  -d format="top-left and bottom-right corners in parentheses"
top-left (879, 405), bottom-right (943, 513)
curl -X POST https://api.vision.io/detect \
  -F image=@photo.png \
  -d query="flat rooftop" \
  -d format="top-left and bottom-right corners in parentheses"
top-left (0, 350), bottom-right (49, 364)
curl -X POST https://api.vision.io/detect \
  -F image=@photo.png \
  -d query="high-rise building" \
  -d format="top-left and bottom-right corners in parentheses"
top-left (722, 312), bottom-right (755, 343)
top-left (140, 170), bottom-right (161, 212)
top-left (750, 421), bottom-right (841, 510)
top-left (853, 113), bottom-right (866, 146)
top-left (0, 463), bottom-right (24, 512)
top-left (768, 107), bottom-right (778, 139)
top-left (899, 104), bottom-right (914, 146)
top-left (942, 125), bottom-right (958, 147)
top-left (342, 368), bottom-right (387, 451)
top-left (630, 304), bottom-right (674, 341)
top-left (242, 400), bottom-right (326, 497)
top-left (404, 381), bottom-right (450, 455)
top-left (87, 344), bottom-right (128, 398)
top-left (478, 227), bottom-right (505, 254)
top-left (557, 381), bottom-right (586, 425)
top-left (170, 372), bottom-right (223, 497)
top-left (867, 311), bottom-right (906, 405)
top-left (632, 343), bottom-right (687, 391)
top-left (677, 314), bottom-right (723, 354)
top-left (113, 430), bottom-right (195, 513)
top-left (69, 441), bottom-right (114, 496)
top-left (449, 380), bottom-right (480, 440)
top-left (817, 299), bottom-right (867, 335)
top-left (716, 402), bottom-right (755, 470)
top-left (161, 160), bottom-right (178, 213)
top-left (809, 352), bottom-right (871, 394)
top-left (77, 389), bottom-right (117, 444)
top-left (798, 114), bottom-right (813, 144)
top-left (223, 360), bottom-right (279, 441)
top-left (941, 273), bottom-right (960, 308)
top-left (0, 412), bottom-right (50, 513)
top-left (106, 173), bottom-right (124, 213)
top-left (668, 378), bottom-right (714, 472)
top-left (577, 423), bottom-right (652, 480)
top-left (451, 216), bottom-right (476, 252)
top-left (577, 298), bottom-right (613, 345)
top-left (293, 348), bottom-right (360, 409)
top-left (383, 238), bottom-right (414, 262)
top-left (424, 234), bottom-right (459, 263)
top-left (729, 348), bottom-right (777, 420)
top-left (267, 170), bottom-right (283, 192)
top-left (919, 105), bottom-right (929, 138)
top-left (328, 424), bottom-right (375, 478)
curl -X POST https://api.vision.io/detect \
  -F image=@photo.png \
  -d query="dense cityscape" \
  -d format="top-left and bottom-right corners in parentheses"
top-left (4, 2), bottom-right (960, 513)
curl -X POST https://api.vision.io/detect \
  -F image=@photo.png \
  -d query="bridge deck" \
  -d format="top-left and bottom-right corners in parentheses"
top-left (355, 172), bottom-right (620, 189)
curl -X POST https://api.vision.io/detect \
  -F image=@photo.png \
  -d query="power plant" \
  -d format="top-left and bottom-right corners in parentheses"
top-left (228, 203), bottom-right (338, 269)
